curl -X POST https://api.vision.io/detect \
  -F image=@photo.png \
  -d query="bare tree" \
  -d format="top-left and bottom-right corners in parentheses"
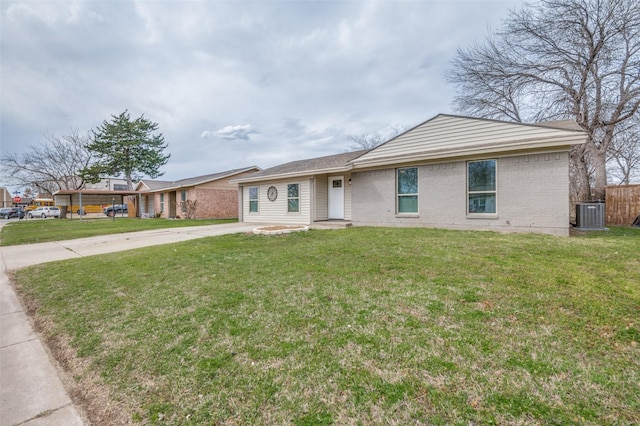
top-left (0, 130), bottom-right (94, 194)
top-left (608, 116), bottom-right (640, 184)
top-left (347, 125), bottom-right (407, 151)
top-left (447, 0), bottom-right (640, 201)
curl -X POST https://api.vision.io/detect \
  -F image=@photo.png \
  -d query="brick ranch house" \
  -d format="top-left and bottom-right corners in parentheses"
top-left (233, 114), bottom-right (587, 236)
top-left (135, 166), bottom-right (260, 219)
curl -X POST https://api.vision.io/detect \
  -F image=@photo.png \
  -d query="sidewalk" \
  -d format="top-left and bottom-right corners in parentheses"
top-left (0, 222), bottom-right (263, 426)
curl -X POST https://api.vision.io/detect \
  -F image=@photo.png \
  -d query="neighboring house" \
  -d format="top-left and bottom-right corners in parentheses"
top-left (1, 187), bottom-right (12, 208)
top-left (83, 177), bottom-right (130, 191)
top-left (234, 114), bottom-right (588, 236)
top-left (136, 167), bottom-right (261, 219)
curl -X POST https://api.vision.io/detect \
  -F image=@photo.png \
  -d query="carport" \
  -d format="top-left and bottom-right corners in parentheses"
top-left (53, 189), bottom-right (142, 219)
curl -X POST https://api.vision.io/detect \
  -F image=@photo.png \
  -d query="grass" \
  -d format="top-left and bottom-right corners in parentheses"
top-left (0, 217), bottom-right (237, 246)
top-left (11, 226), bottom-right (640, 425)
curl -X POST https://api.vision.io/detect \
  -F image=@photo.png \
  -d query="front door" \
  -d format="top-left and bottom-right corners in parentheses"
top-left (328, 176), bottom-right (344, 219)
top-left (169, 192), bottom-right (177, 218)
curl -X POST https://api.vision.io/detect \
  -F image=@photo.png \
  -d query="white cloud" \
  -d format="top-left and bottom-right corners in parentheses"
top-left (202, 124), bottom-right (258, 141)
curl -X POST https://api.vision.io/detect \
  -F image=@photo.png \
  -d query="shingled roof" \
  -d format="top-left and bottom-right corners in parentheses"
top-left (139, 166), bottom-right (260, 192)
top-left (233, 150), bottom-right (368, 183)
top-left (137, 180), bottom-right (173, 191)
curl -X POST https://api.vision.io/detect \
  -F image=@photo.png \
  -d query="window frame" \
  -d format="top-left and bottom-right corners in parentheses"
top-left (248, 186), bottom-right (259, 213)
top-left (181, 190), bottom-right (187, 213)
top-left (287, 183), bottom-right (300, 213)
top-left (467, 159), bottom-right (498, 215)
top-left (159, 193), bottom-right (165, 213)
top-left (396, 167), bottom-right (419, 215)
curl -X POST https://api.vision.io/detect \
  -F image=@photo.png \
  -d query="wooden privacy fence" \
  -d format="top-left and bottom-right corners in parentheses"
top-left (605, 184), bottom-right (640, 226)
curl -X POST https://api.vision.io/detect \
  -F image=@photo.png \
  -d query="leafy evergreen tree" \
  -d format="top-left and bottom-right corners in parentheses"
top-left (84, 110), bottom-right (170, 189)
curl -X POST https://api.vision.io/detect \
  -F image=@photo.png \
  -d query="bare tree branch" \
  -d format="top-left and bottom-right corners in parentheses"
top-left (347, 125), bottom-right (408, 151)
top-left (0, 130), bottom-right (94, 194)
top-left (446, 0), bottom-right (640, 200)
top-left (607, 115), bottom-right (640, 184)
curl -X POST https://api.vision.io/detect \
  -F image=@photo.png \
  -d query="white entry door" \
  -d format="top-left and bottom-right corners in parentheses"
top-left (328, 176), bottom-right (344, 219)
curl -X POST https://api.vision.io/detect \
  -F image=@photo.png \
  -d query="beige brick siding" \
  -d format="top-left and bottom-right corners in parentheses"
top-left (144, 188), bottom-right (238, 219)
top-left (140, 171), bottom-right (259, 219)
top-left (351, 151), bottom-right (571, 236)
top-left (193, 188), bottom-right (237, 219)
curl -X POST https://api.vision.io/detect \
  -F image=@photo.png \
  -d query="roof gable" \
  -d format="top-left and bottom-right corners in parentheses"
top-left (135, 180), bottom-right (173, 191)
top-left (351, 114), bottom-right (587, 168)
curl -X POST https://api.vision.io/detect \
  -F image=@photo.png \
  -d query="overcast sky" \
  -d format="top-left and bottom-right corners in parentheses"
top-left (1, 0), bottom-right (523, 189)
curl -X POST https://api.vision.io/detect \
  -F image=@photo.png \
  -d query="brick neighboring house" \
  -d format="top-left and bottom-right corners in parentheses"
top-left (136, 167), bottom-right (260, 219)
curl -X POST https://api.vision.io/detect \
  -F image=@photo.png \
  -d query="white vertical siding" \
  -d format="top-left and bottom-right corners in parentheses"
top-left (242, 179), bottom-right (312, 224)
top-left (315, 176), bottom-right (328, 221)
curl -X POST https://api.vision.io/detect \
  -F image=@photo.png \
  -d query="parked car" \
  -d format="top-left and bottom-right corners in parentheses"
top-left (104, 204), bottom-right (128, 217)
top-left (28, 206), bottom-right (61, 218)
top-left (0, 207), bottom-right (26, 219)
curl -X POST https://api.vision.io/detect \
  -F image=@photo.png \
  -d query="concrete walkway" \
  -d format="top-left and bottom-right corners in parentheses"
top-left (0, 222), bottom-right (265, 426)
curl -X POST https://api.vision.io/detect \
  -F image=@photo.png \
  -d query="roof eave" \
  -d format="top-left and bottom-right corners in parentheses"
top-left (149, 167), bottom-right (261, 192)
top-left (53, 190), bottom-right (142, 195)
top-left (232, 164), bottom-right (355, 184)
top-left (351, 138), bottom-right (585, 169)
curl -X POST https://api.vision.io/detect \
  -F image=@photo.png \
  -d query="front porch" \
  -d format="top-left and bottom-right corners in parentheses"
top-left (310, 219), bottom-right (352, 229)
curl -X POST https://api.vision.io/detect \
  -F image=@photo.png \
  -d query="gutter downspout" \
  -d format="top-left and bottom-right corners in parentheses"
top-left (238, 186), bottom-right (243, 222)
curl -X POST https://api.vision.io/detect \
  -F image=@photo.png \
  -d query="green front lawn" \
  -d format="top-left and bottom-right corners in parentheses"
top-left (13, 227), bottom-right (640, 425)
top-left (0, 217), bottom-right (237, 246)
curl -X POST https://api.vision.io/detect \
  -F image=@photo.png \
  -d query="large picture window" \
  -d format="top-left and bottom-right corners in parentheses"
top-left (287, 183), bottom-right (299, 213)
top-left (467, 160), bottom-right (497, 214)
top-left (397, 167), bottom-right (418, 214)
top-left (249, 187), bottom-right (259, 213)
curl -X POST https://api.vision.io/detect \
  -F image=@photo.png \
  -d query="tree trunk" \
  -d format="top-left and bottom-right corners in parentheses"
top-left (125, 173), bottom-right (134, 191)
top-left (591, 147), bottom-right (608, 201)
top-left (570, 145), bottom-right (591, 202)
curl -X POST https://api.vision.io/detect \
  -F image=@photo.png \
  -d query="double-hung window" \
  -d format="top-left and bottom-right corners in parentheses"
top-left (287, 183), bottom-right (299, 213)
top-left (397, 167), bottom-right (418, 214)
top-left (467, 160), bottom-right (497, 214)
top-left (249, 187), bottom-right (259, 213)
top-left (181, 190), bottom-right (187, 214)
top-left (160, 193), bottom-right (165, 213)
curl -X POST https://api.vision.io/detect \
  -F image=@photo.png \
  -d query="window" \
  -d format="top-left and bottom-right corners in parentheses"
top-left (397, 167), bottom-right (418, 214)
top-left (181, 190), bottom-right (187, 213)
top-left (160, 193), bottom-right (165, 213)
top-left (249, 187), bottom-right (259, 213)
top-left (287, 183), bottom-right (299, 213)
top-left (467, 160), bottom-right (497, 214)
